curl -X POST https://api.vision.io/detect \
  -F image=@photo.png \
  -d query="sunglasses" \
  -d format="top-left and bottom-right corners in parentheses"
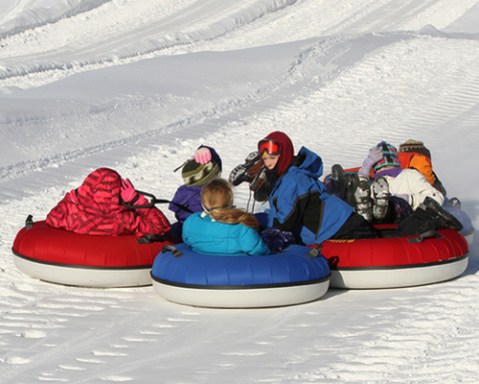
top-left (258, 139), bottom-right (281, 156)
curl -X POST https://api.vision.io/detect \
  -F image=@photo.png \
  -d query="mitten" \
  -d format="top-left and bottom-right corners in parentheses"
top-left (280, 230), bottom-right (295, 245)
top-left (261, 228), bottom-right (284, 253)
top-left (121, 178), bottom-right (138, 203)
top-left (193, 147), bottom-right (212, 165)
top-left (358, 147), bottom-right (383, 178)
top-left (261, 228), bottom-right (295, 253)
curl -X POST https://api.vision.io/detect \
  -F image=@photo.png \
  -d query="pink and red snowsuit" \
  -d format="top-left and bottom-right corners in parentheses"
top-left (46, 168), bottom-right (171, 237)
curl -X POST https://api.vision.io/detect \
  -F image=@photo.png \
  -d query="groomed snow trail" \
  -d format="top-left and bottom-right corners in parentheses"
top-left (1, 0), bottom-right (477, 90)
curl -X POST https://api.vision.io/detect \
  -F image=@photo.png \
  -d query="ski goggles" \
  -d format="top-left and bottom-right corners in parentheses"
top-left (258, 139), bottom-right (281, 156)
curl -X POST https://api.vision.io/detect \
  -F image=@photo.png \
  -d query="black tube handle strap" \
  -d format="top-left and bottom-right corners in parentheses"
top-left (408, 229), bottom-right (441, 243)
top-left (25, 214), bottom-right (34, 229)
top-left (162, 244), bottom-right (184, 258)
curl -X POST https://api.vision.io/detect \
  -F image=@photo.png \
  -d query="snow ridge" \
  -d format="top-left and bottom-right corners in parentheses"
top-left (0, 0), bottom-right (299, 91)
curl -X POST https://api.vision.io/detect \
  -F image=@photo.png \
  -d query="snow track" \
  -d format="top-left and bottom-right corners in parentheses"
top-left (2, 29), bottom-right (479, 201)
top-left (0, 0), bottom-right (298, 89)
top-left (0, 0), bottom-right (112, 38)
top-left (1, 0), bottom-right (477, 91)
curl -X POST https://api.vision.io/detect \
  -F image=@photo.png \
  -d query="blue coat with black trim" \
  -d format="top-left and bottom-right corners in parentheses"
top-left (182, 212), bottom-right (270, 256)
top-left (265, 146), bottom-right (353, 245)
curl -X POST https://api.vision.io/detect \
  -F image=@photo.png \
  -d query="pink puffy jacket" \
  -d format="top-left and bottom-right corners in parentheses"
top-left (46, 168), bottom-right (171, 237)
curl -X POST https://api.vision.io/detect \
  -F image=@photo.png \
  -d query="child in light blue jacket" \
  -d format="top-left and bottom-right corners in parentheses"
top-left (182, 178), bottom-right (270, 256)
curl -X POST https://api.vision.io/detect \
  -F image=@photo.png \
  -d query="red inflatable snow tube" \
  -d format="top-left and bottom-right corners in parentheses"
top-left (320, 225), bottom-right (468, 268)
top-left (312, 225), bottom-right (469, 289)
top-left (12, 220), bottom-right (171, 268)
top-left (11, 220), bottom-right (175, 287)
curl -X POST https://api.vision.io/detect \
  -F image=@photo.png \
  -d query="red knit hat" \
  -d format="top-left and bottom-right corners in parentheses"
top-left (258, 131), bottom-right (294, 176)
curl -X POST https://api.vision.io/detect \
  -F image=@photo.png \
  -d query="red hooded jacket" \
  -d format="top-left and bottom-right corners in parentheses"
top-left (46, 168), bottom-right (171, 237)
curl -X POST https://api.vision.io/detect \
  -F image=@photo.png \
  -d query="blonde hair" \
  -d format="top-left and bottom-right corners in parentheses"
top-left (201, 178), bottom-right (259, 229)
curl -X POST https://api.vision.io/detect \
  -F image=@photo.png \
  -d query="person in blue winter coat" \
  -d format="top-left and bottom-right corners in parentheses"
top-left (182, 178), bottom-right (270, 256)
top-left (169, 145), bottom-right (222, 239)
top-left (255, 131), bottom-right (377, 245)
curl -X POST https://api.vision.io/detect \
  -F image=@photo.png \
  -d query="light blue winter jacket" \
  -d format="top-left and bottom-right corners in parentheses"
top-left (182, 212), bottom-right (270, 256)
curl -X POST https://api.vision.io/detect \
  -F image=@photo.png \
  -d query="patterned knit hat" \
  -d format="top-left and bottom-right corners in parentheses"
top-left (182, 159), bottom-right (221, 186)
top-left (373, 141), bottom-right (401, 172)
top-left (399, 139), bottom-right (431, 159)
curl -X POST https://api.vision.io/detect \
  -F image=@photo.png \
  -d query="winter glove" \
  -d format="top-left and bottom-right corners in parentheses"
top-left (121, 178), bottom-right (138, 203)
top-left (193, 147), bottom-right (212, 165)
top-left (260, 228), bottom-right (295, 253)
top-left (358, 147), bottom-right (383, 178)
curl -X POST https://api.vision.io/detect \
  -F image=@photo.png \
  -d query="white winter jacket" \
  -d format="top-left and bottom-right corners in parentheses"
top-left (381, 168), bottom-right (444, 210)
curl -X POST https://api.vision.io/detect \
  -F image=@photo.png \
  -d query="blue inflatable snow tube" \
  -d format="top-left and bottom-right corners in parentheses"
top-left (151, 243), bottom-right (330, 288)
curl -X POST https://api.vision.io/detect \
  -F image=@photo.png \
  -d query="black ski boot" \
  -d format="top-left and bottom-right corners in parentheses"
top-left (354, 177), bottom-right (372, 222)
top-left (229, 151), bottom-right (261, 186)
top-left (446, 197), bottom-right (461, 210)
top-left (329, 164), bottom-right (347, 199)
top-left (344, 173), bottom-right (359, 207)
top-left (421, 197), bottom-right (463, 231)
top-left (372, 177), bottom-right (390, 221)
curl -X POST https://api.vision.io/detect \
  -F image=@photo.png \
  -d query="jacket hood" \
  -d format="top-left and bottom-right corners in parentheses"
top-left (293, 147), bottom-right (324, 179)
top-left (76, 168), bottom-right (122, 213)
top-left (262, 131), bottom-right (294, 176)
